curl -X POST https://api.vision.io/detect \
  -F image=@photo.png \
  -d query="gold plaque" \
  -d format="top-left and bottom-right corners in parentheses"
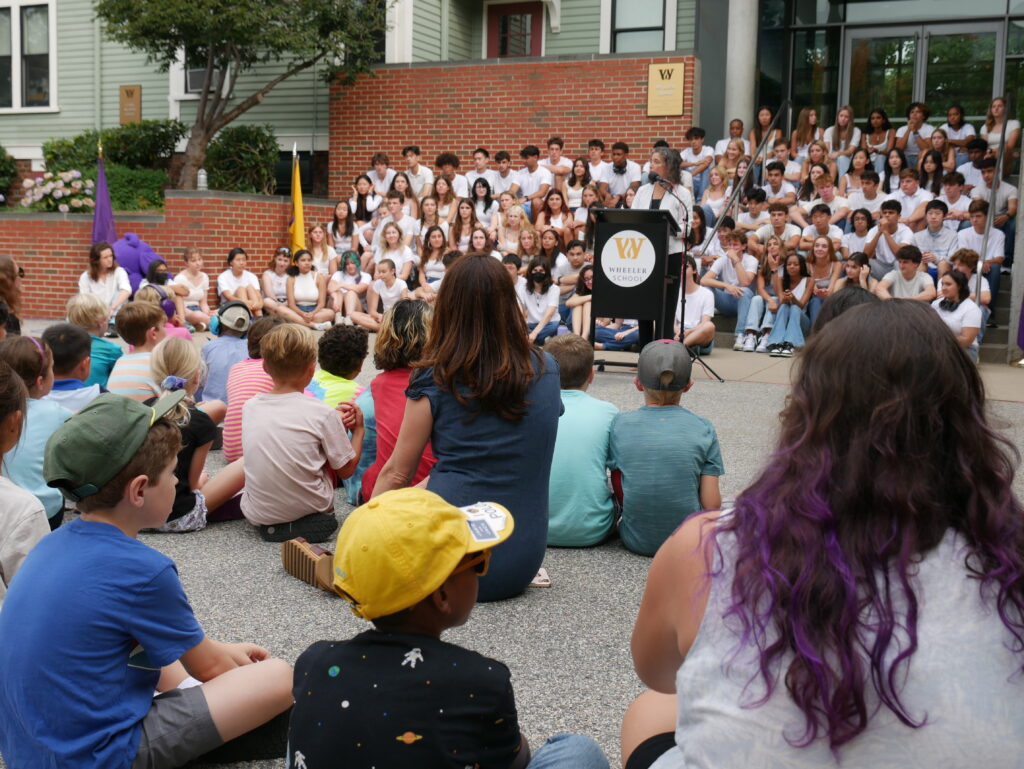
top-left (119, 85), bottom-right (142, 125)
top-left (646, 63), bottom-right (684, 117)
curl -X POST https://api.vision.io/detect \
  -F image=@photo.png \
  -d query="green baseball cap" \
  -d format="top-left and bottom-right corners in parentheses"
top-left (44, 391), bottom-right (186, 502)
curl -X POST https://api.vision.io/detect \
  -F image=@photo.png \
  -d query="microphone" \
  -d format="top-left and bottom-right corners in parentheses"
top-left (645, 173), bottom-right (690, 241)
top-left (647, 172), bottom-right (669, 185)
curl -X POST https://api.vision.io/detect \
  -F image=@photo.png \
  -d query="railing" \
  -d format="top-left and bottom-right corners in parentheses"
top-left (697, 100), bottom-right (792, 260)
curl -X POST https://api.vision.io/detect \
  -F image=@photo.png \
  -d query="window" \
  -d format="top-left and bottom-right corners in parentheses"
top-left (0, 0), bottom-right (54, 110)
top-left (613, 0), bottom-right (665, 53)
top-left (486, 2), bottom-right (543, 58)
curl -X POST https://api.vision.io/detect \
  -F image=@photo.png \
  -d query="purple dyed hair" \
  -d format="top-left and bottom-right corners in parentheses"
top-left (713, 300), bottom-right (1024, 751)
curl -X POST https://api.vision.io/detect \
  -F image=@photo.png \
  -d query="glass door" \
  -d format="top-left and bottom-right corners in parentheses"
top-left (922, 27), bottom-right (1000, 122)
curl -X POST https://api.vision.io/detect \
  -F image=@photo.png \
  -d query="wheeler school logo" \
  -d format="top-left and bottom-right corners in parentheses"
top-left (601, 230), bottom-right (656, 288)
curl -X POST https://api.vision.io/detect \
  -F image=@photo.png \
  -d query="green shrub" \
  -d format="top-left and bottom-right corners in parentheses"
top-left (42, 120), bottom-right (186, 173)
top-left (103, 164), bottom-right (168, 210)
top-left (0, 143), bottom-right (17, 202)
top-left (206, 124), bottom-right (279, 194)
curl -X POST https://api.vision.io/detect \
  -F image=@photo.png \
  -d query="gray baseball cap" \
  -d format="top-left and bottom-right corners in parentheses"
top-left (637, 340), bottom-right (692, 391)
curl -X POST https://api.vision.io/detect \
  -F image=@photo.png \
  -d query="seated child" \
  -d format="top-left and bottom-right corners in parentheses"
top-left (222, 316), bottom-right (286, 463)
top-left (66, 292), bottom-right (122, 387)
top-left (146, 337), bottom-right (244, 532)
top-left (0, 392), bottom-right (293, 767)
top-left (107, 301), bottom-right (167, 401)
top-left (350, 258), bottom-right (409, 332)
top-left (609, 341), bottom-right (723, 556)
top-left (41, 323), bottom-right (103, 412)
top-left (544, 334), bottom-right (618, 547)
top-left (0, 335), bottom-right (73, 528)
top-left (134, 285), bottom-right (193, 342)
top-left (310, 324), bottom-right (368, 407)
top-left (199, 301), bottom-right (253, 403)
top-left (281, 487), bottom-right (610, 769)
top-left (240, 323), bottom-right (363, 542)
top-left (699, 231), bottom-right (757, 350)
top-left (0, 361), bottom-right (50, 607)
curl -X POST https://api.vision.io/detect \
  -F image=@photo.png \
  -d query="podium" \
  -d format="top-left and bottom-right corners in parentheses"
top-left (592, 208), bottom-right (682, 345)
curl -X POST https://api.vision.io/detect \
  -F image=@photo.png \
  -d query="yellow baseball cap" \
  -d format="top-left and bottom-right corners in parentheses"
top-left (333, 488), bottom-right (514, 620)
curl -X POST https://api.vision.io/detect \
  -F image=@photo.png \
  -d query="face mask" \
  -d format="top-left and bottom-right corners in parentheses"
top-left (531, 273), bottom-right (545, 281)
top-left (153, 272), bottom-right (169, 285)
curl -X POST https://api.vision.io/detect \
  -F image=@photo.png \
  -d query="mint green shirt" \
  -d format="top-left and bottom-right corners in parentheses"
top-left (547, 389), bottom-right (618, 547)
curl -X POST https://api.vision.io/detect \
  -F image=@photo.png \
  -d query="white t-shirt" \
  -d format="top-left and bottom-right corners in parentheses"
top-left (516, 166), bottom-right (554, 199)
top-left (329, 270), bottom-right (372, 293)
top-left (914, 227), bottom-right (959, 263)
top-left (681, 146), bottom-right (715, 170)
top-left (822, 126), bottom-right (862, 151)
top-left (882, 269), bottom-right (933, 299)
top-left (677, 285), bottom-right (715, 330)
top-left (405, 164), bottom-right (435, 198)
top-left (938, 193), bottom-right (971, 231)
top-left (803, 196), bottom-right (850, 216)
top-left (970, 180), bottom-right (1019, 217)
top-left (368, 168), bottom-right (397, 196)
top-left (465, 168), bottom-right (500, 193)
top-left (737, 211), bottom-right (770, 229)
top-left (373, 246), bottom-right (416, 276)
top-left (451, 174), bottom-right (470, 199)
top-left (588, 160), bottom-right (612, 185)
top-left (842, 230), bottom-right (869, 254)
top-left (515, 282), bottom-right (560, 324)
top-left (309, 246), bottom-right (336, 277)
top-left (714, 138), bottom-right (751, 156)
top-left (0, 476), bottom-right (49, 608)
top-left (761, 180), bottom-right (797, 200)
top-left (709, 253), bottom-right (758, 286)
top-left (848, 190), bottom-right (884, 214)
top-left (349, 193), bottom-right (382, 219)
top-left (491, 171), bottom-right (518, 195)
top-left (932, 297), bottom-right (982, 349)
top-left (896, 123), bottom-right (936, 151)
top-left (605, 160), bottom-right (642, 197)
top-left (980, 119), bottom-right (1021, 154)
top-left (217, 269), bottom-right (260, 297)
top-left (753, 222), bottom-right (800, 244)
top-left (801, 224), bottom-right (844, 242)
top-left (956, 162), bottom-right (984, 190)
top-left (77, 267), bottom-right (130, 307)
top-left (866, 223), bottom-right (915, 265)
top-left (172, 271), bottom-right (209, 305)
top-left (474, 200), bottom-right (500, 227)
top-left (542, 156), bottom-right (573, 176)
top-left (371, 278), bottom-right (408, 312)
top-left (940, 123), bottom-right (976, 142)
top-left (549, 253), bottom-right (574, 282)
top-left (372, 215), bottom-right (420, 247)
top-left (886, 187), bottom-right (934, 216)
top-left (326, 222), bottom-right (355, 253)
top-left (957, 227), bottom-right (1005, 260)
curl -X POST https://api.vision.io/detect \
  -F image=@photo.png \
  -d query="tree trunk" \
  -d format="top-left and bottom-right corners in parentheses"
top-left (176, 126), bottom-right (211, 190)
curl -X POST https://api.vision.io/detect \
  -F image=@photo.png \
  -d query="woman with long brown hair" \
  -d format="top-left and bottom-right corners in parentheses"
top-left (372, 255), bottom-right (561, 601)
top-left (0, 255), bottom-right (25, 335)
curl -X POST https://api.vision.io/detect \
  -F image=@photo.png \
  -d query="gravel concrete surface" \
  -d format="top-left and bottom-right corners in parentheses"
top-left (8, 324), bottom-right (1024, 769)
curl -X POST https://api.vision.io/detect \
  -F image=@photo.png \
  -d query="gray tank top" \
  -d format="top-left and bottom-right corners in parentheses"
top-left (651, 526), bottom-right (1024, 768)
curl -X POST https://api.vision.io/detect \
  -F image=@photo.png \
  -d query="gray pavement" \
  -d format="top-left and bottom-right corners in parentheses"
top-left (9, 323), bottom-right (1024, 768)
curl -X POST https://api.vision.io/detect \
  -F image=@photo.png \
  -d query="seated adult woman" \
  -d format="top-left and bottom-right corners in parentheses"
top-left (360, 300), bottom-right (436, 502)
top-left (78, 242), bottom-right (130, 325)
top-left (372, 255), bottom-right (561, 602)
top-left (217, 247), bottom-right (263, 317)
top-left (287, 249), bottom-right (334, 330)
top-left (0, 255), bottom-right (23, 335)
top-left (622, 299), bottom-right (1024, 769)
top-left (932, 268), bottom-right (982, 361)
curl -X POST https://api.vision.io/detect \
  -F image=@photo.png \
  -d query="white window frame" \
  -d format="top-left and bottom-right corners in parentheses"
top-left (600, 0), bottom-right (677, 55)
top-left (0, 0), bottom-right (59, 114)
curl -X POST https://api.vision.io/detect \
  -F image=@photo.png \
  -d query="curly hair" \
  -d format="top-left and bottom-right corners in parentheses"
top-left (317, 324), bottom-right (369, 379)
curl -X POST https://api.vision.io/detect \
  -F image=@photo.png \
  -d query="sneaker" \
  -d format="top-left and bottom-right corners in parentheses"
top-left (259, 512), bottom-right (338, 543)
top-left (741, 333), bottom-right (756, 352)
top-left (313, 321), bottom-right (332, 331)
top-left (281, 537), bottom-right (335, 592)
top-left (756, 334), bottom-right (770, 353)
top-left (343, 315), bottom-right (354, 326)
top-left (768, 343), bottom-right (784, 357)
top-left (334, 311), bottom-right (344, 325)
top-left (780, 343), bottom-right (795, 357)
top-left (733, 334), bottom-right (744, 351)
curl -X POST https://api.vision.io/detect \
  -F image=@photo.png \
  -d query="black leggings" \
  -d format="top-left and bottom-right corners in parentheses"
top-left (624, 732), bottom-right (675, 769)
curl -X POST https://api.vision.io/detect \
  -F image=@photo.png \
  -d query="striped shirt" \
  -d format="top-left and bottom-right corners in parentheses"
top-left (106, 352), bottom-right (158, 402)
top-left (222, 358), bottom-right (273, 463)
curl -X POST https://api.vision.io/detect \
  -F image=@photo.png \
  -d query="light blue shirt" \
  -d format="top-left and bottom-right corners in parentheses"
top-left (5, 398), bottom-right (73, 518)
top-left (197, 335), bottom-right (248, 403)
top-left (547, 389), bottom-right (618, 547)
top-left (610, 405), bottom-right (724, 556)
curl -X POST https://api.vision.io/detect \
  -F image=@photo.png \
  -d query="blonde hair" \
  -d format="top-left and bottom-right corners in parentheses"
top-left (503, 204), bottom-right (529, 230)
top-left (643, 374), bottom-right (684, 406)
top-left (261, 323), bottom-right (317, 380)
top-left (150, 336), bottom-right (202, 424)
top-left (134, 286), bottom-right (164, 306)
top-left (66, 292), bottom-right (109, 329)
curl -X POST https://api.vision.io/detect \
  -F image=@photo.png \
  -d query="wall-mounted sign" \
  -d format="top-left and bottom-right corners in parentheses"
top-left (119, 85), bottom-right (141, 124)
top-left (646, 63), bottom-right (684, 117)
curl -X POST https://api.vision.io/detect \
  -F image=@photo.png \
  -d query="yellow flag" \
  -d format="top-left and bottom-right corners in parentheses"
top-left (289, 153), bottom-right (305, 255)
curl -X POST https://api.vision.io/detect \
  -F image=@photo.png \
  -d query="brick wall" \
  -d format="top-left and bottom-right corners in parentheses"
top-left (0, 191), bottom-right (336, 318)
top-left (328, 55), bottom-right (696, 199)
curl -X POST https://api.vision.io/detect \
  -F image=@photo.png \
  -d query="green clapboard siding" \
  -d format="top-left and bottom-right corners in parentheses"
top-left (545, 0), bottom-right (601, 55)
top-left (448, 0), bottom-right (478, 60)
top-left (99, 46), bottom-right (171, 128)
top-left (676, 0), bottom-right (696, 50)
top-left (177, 61), bottom-right (328, 140)
top-left (413, 0), bottom-right (443, 61)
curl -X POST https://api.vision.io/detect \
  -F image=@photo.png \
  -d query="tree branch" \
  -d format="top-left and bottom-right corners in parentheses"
top-left (212, 52), bottom-right (326, 133)
top-left (195, 46), bottom-right (215, 126)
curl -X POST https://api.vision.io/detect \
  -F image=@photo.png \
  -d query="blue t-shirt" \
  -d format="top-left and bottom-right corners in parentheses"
top-left (343, 387), bottom-right (376, 506)
top-left (610, 405), bottom-right (724, 556)
top-left (406, 351), bottom-right (562, 601)
top-left (86, 334), bottom-right (123, 388)
top-left (198, 334), bottom-right (248, 402)
top-left (547, 389), bottom-right (618, 547)
top-left (5, 397), bottom-right (72, 517)
top-left (0, 518), bottom-right (204, 768)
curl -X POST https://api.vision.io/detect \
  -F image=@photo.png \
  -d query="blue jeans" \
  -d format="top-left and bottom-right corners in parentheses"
top-left (998, 216), bottom-right (1016, 265)
top-left (691, 167), bottom-right (710, 201)
top-left (528, 320), bottom-right (559, 344)
top-left (701, 204), bottom-right (717, 230)
top-left (765, 303), bottom-right (809, 348)
top-left (871, 154), bottom-right (887, 175)
top-left (807, 294), bottom-right (825, 328)
top-left (744, 294), bottom-right (775, 332)
top-left (836, 154), bottom-right (852, 180)
top-left (528, 733), bottom-right (610, 769)
top-left (711, 286), bottom-right (754, 334)
top-left (595, 325), bottom-right (636, 350)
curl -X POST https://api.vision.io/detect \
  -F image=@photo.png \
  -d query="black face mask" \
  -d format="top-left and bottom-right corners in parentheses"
top-left (152, 272), bottom-right (169, 285)
top-left (531, 273), bottom-right (545, 281)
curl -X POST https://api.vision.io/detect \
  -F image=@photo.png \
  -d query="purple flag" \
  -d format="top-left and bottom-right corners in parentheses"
top-left (91, 156), bottom-right (116, 244)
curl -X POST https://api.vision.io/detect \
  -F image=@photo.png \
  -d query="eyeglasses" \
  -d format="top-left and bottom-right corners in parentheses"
top-left (451, 550), bottom-right (490, 577)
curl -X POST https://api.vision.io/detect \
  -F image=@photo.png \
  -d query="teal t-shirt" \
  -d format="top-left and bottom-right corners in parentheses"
top-left (85, 334), bottom-right (123, 388)
top-left (5, 398), bottom-right (73, 518)
top-left (547, 389), bottom-right (618, 547)
top-left (609, 405), bottom-right (724, 556)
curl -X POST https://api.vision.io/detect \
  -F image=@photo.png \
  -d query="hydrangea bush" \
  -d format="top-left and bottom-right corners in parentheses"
top-left (20, 171), bottom-right (96, 213)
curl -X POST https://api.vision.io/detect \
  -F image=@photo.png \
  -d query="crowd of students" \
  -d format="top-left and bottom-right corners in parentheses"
top-left (0, 111), bottom-right (1020, 767)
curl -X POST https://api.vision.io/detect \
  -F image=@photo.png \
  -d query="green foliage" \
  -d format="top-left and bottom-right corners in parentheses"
top-left (42, 120), bottom-right (186, 173)
top-left (205, 124), bottom-right (279, 194)
top-left (103, 164), bottom-right (168, 210)
top-left (0, 144), bottom-right (17, 200)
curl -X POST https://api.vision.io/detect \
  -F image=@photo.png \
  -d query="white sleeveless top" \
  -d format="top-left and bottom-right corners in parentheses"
top-left (651, 527), bottom-right (1024, 768)
top-left (292, 271), bottom-right (320, 304)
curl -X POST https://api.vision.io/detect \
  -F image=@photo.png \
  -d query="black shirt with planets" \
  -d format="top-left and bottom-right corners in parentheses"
top-left (287, 630), bottom-right (523, 769)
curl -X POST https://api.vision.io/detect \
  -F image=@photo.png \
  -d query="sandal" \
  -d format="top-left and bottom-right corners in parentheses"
top-left (281, 537), bottom-right (335, 593)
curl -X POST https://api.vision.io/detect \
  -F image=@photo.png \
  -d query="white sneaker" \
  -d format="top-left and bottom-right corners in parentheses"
top-left (313, 321), bottom-right (331, 331)
top-left (741, 333), bottom-right (756, 352)
top-left (334, 311), bottom-right (343, 325)
top-left (342, 315), bottom-right (354, 326)
top-left (733, 334), bottom-right (744, 351)
top-left (756, 334), bottom-right (769, 353)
